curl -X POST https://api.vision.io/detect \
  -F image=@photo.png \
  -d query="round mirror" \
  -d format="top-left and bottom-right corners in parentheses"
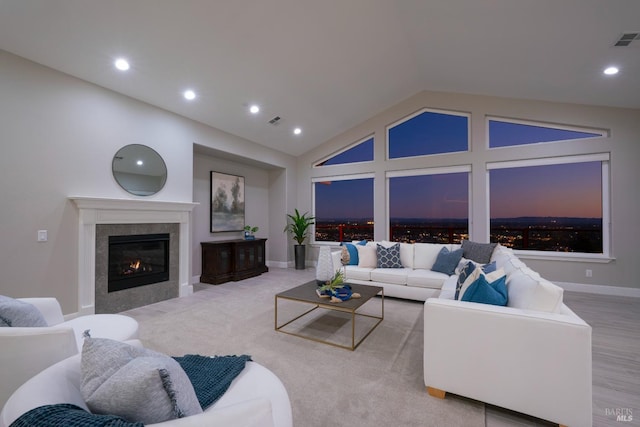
top-left (112, 144), bottom-right (167, 196)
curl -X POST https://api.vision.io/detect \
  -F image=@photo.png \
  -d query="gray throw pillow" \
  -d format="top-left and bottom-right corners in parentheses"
top-left (0, 295), bottom-right (47, 327)
top-left (81, 337), bottom-right (202, 424)
top-left (376, 243), bottom-right (402, 268)
top-left (461, 240), bottom-right (498, 264)
top-left (431, 247), bottom-right (463, 275)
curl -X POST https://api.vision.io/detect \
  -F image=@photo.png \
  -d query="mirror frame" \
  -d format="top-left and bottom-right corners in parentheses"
top-left (112, 144), bottom-right (167, 196)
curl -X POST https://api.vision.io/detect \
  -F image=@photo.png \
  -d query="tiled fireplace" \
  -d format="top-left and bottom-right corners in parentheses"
top-left (71, 197), bottom-right (197, 315)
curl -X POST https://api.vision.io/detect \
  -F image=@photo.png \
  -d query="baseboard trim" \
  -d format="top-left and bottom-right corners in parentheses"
top-left (266, 260), bottom-right (289, 269)
top-left (556, 282), bottom-right (640, 298)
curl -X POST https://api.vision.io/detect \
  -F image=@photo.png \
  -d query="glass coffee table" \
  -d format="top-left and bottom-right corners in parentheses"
top-left (275, 280), bottom-right (383, 350)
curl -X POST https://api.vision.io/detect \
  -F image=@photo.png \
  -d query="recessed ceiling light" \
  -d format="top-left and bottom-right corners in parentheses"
top-left (603, 66), bottom-right (619, 75)
top-left (114, 58), bottom-right (130, 71)
top-left (183, 90), bottom-right (196, 100)
top-left (249, 105), bottom-right (260, 114)
top-left (136, 160), bottom-right (144, 166)
top-left (293, 127), bottom-right (302, 135)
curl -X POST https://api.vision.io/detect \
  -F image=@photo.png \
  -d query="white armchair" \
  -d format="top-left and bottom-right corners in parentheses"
top-left (0, 298), bottom-right (139, 408)
top-left (0, 340), bottom-right (292, 427)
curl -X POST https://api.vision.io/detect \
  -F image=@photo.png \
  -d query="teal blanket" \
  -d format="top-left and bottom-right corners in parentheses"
top-left (173, 354), bottom-right (252, 409)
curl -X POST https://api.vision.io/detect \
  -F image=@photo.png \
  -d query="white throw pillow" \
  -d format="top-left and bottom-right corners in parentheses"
top-left (356, 245), bottom-right (377, 268)
top-left (413, 243), bottom-right (447, 270)
top-left (506, 268), bottom-right (540, 309)
top-left (529, 278), bottom-right (564, 313)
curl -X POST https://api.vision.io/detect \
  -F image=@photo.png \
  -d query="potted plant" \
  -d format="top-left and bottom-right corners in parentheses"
top-left (243, 225), bottom-right (259, 240)
top-left (283, 209), bottom-right (315, 269)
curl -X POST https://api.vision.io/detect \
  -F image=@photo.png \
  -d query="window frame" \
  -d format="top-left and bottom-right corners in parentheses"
top-left (486, 116), bottom-right (608, 150)
top-left (386, 165), bottom-right (472, 242)
top-left (311, 173), bottom-right (375, 245)
top-left (313, 134), bottom-right (375, 168)
top-left (486, 153), bottom-right (611, 260)
top-left (386, 108), bottom-right (470, 160)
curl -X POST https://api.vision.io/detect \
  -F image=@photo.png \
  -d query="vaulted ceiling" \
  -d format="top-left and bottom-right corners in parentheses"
top-left (1, 0), bottom-right (638, 157)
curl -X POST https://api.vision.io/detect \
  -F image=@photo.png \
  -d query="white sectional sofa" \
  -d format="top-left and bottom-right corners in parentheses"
top-left (330, 240), bottom-right (592, 426)
top-left (424, 244), bottom-right (593, 427)
top-left (334, 241), bottom-right (460, 301)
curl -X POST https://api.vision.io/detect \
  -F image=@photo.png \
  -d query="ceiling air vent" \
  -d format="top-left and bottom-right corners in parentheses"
top-left (614, 32), bottom-right (640, 47)
top-left (268, 116), bottom-right (281, 126)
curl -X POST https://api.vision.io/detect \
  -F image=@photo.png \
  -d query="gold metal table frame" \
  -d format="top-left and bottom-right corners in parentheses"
top-left (275, 281), bottom-right (384, 351)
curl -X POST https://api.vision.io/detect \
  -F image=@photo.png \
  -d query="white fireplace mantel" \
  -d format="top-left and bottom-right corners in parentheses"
top-left (70, 197), bottom-right (198, 315)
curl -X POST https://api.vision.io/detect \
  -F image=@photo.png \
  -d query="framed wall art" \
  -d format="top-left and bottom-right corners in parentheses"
top-left (210, 171), bottom-right (245, 232)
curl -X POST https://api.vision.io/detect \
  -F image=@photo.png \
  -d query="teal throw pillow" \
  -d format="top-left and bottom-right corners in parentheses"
top-left (340, 241), bottom-right (367, 266)
top-left (460, 271), bottom-right (508, 306)
top-left (431, 247), bottom-right (463, 275)
top-left (376, 243), bottom-right (402, 268)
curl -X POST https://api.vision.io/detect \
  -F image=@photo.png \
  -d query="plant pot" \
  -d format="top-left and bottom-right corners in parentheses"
top-left (294, 245), bottom-right (306, 270)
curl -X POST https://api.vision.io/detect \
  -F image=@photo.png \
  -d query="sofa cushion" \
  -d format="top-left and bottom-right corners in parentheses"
top-left (431, 247), bottom-right (463, 275)
top-left (81, 337), bottom-right (202, 424)
top-left (399, 243), bottom-right (415, 269)
top-left (370, 268), bottom-right (411, 285)
top-left (376, 243), bottom-right (402, 268)
top-left (461, 240), bottom-right (498, 264)
top-left (0, 295), bottom-right (47, 327)
top-left (413, 243), bottom-right (448, 270)
top-left (356, 245), bottom-right (377, 268)
top-left (458, 267), bottom-right (508, 306)
top-left (344, 266), bottom-right (374, 281)
top-left (406, 269), bottom-right (450, 289)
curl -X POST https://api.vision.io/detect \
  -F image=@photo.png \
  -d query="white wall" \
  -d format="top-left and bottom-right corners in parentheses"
top-left (0, 51), bottom-right (296, 313)
top-left (192, 153), bottom-right (276, 276)
top-left (297, 90), bottom-right (640, 290)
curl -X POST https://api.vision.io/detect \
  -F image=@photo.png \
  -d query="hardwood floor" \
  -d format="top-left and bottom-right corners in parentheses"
top-left (483, 290), bottom-right (640, 427)
top-left (128, 270), bottom-right (640, 426)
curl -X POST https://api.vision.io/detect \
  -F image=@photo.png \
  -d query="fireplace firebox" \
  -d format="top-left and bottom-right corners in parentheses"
top-left (108, 233), bottom-right (170, 292)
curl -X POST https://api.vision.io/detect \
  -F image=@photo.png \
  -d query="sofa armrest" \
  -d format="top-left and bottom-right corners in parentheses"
top-left (18, 298), bottom-right (64, 326)
top-left (423, 298), bottom-right (592, 427)
top-left (151, 398), bottom-right (274, 427)
top-left (0, 327), bottom-right (78, 410)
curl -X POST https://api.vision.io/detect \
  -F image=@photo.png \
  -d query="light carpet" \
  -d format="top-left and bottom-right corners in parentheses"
top-left (126, 269), bottom-right (485, 427)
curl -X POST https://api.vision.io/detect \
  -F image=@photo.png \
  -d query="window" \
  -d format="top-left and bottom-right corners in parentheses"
top-left (387, 167), bottom-right (470, 243)
top-left (488, 118), bottom-right (605, 148)
top-left (313, 174), bottom-right (374, 242)
top-left (387, 109), bottom-right (468, 159)
top-left (488, 154), bottom-right (608, 254)
top-left (315, 136), bottom-right (374, 167)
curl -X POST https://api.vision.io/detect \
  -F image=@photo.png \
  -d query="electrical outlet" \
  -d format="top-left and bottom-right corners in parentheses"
top-left (585, 269), bottom-right (592, 277)
top-left (37, 230), bottom-right (48, 242)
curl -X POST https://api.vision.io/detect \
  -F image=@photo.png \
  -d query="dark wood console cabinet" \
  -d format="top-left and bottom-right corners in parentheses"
top-left (200, 239), bottom-right (268, 285)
